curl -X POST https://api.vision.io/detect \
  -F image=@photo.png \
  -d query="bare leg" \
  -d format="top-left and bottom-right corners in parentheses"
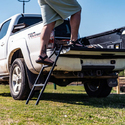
top-left (38, 22), bottom-right (55, 63)
top-left (70, 10), bottom-right (81, 42)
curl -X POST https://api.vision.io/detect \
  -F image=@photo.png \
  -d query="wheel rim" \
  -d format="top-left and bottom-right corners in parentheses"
top-left (12, 65), bottom-right (22, 95)
top-left (87, 81), bottom-right (100, 92)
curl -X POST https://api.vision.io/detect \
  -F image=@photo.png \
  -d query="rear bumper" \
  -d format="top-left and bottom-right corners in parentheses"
top-left (82, 66), bottom-right (115, 70)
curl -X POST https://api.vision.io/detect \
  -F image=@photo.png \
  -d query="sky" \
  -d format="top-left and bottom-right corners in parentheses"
top-left (0, 0), bottom-right (125, 37)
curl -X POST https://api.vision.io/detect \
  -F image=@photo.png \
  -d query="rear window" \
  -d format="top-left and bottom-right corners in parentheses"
top-left (17, 17), bottom-right (42, 26)
top-left (55, 20), bottom-right (71, 38)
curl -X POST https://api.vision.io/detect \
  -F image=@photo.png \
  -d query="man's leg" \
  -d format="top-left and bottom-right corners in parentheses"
top-left (38, 21), bottom-right (55, 63)
top-left (70, 10), bottom-right (81, 42)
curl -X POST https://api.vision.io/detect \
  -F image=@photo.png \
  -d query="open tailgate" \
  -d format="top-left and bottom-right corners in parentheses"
top-left (60, 47), bottom-right (125, 71)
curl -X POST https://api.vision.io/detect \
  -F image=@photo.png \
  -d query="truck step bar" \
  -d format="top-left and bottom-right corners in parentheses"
top-left (26, 45), bottom-right (63, 105)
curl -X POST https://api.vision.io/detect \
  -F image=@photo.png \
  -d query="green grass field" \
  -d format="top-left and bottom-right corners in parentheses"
top-left (0, 84), bottom-right (125, 125)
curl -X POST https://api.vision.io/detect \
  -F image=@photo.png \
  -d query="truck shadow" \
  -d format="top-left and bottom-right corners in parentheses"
top-left (0, 92), bottom-right (125, 109)
top-left (33, 92), bottom-right (125, 109)
top-left (0, 92), bottom-right (11, 97)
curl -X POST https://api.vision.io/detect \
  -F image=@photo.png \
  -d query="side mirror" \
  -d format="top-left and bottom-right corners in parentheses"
top-left (12, 23), bottom-right (28, 33)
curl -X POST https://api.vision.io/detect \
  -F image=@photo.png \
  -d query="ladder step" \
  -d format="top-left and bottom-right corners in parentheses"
top-left (43, 65), bottom-right (51, 68)
top-left (34, 84), bottom-right (45, 87)
top-left (43, 64), bottom-right (57, 68)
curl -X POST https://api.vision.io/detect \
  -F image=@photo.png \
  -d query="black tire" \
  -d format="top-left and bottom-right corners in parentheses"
top-left (98, 80), bottom-right (112, 97)
top-left (84, 79), bottom-right (112, 98)
top-left (9, 58), bottom-right (30, 100)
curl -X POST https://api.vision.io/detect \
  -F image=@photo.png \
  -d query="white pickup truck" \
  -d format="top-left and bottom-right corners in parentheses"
top-left (1, 13), bottom-right (125, 100)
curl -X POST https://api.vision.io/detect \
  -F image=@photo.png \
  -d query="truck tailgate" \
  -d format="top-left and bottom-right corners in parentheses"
top-left (62, 47), bottom-right (125, 58)
top-left (59, 47), bottom-right (125, 71)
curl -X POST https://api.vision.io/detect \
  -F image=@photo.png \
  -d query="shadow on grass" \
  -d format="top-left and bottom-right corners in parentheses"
top-left (0, 91), bottom-right (125, 109)
top-left (32, 92), bottom-right (125, 109)
top-left (0, 92), bottom-right (11, 97)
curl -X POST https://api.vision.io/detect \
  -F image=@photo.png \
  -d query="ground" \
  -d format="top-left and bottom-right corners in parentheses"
top-left (0, 84), bottom-right (125, 125)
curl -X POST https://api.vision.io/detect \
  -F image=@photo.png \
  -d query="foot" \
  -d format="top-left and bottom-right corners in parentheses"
top-left (69, 39), bottom-right (83, 47)
top-left (36, 55), bottom-right (54, 65)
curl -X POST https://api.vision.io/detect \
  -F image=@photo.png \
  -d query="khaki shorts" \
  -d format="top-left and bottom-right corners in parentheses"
top-left (38, 0), bottom-right (81, 27)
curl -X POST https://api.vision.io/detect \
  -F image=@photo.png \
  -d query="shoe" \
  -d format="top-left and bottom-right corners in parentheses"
top-left (36, 55), bottom-right (54, 66)
top-left (68, 39), bottom-right (84, 47)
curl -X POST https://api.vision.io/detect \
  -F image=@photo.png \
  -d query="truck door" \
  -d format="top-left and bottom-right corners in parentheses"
top-left (0, 20), bottom-right (11, 60)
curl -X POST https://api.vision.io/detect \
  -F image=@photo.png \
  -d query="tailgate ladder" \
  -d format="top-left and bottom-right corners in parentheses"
top-left (26, 45), bottom-right (63, 105)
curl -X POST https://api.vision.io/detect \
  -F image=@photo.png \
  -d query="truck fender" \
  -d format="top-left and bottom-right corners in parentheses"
top-left (7, 38), bottom-right (37, 73)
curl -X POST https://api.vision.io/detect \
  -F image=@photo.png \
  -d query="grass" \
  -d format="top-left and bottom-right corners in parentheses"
top-left (0, 84), bottom-right (125, 125)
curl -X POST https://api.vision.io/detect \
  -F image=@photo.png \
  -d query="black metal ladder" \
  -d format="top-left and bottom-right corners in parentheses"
top-left (26, 45), bottom-right (63, 105)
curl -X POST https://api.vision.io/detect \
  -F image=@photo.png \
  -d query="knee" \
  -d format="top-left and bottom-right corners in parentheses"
top-left (72, 10), bottom-right (81, 17)
top-left (43, 22), bottom-right (55, 31)
top-left (76, 10), bottom-right (81, 16)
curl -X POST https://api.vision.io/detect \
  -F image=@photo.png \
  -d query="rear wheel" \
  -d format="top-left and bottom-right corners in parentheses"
top-left (84, 79), bottom-right (112, 98)
top-left (9, 58), bottom-right (30, 100)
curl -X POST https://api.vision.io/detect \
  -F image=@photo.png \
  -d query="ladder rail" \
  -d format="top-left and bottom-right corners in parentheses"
top-left (49, 47), bottom-right (56, 58)
top-left (26, 65), bottom-right (46, 104)
top-left (35, 45), bottom-right (63, 105)
top-left (26, 45), bottom-right (63, 105)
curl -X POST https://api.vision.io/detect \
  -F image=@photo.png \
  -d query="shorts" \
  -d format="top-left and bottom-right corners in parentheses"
top-left (38, 0), bottom-right (82, 27)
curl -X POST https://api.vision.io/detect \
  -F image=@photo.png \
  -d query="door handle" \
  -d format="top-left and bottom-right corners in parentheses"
top-left (1, 42), bottom-right (4, 46)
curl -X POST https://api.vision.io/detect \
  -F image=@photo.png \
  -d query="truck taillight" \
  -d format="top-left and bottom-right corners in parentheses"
top-left (48, 30), bottom-right (70, 49)
top-left (48, 30), bottom-right (54, 49)
top-left (48, 39), bottom-right (54, 49)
